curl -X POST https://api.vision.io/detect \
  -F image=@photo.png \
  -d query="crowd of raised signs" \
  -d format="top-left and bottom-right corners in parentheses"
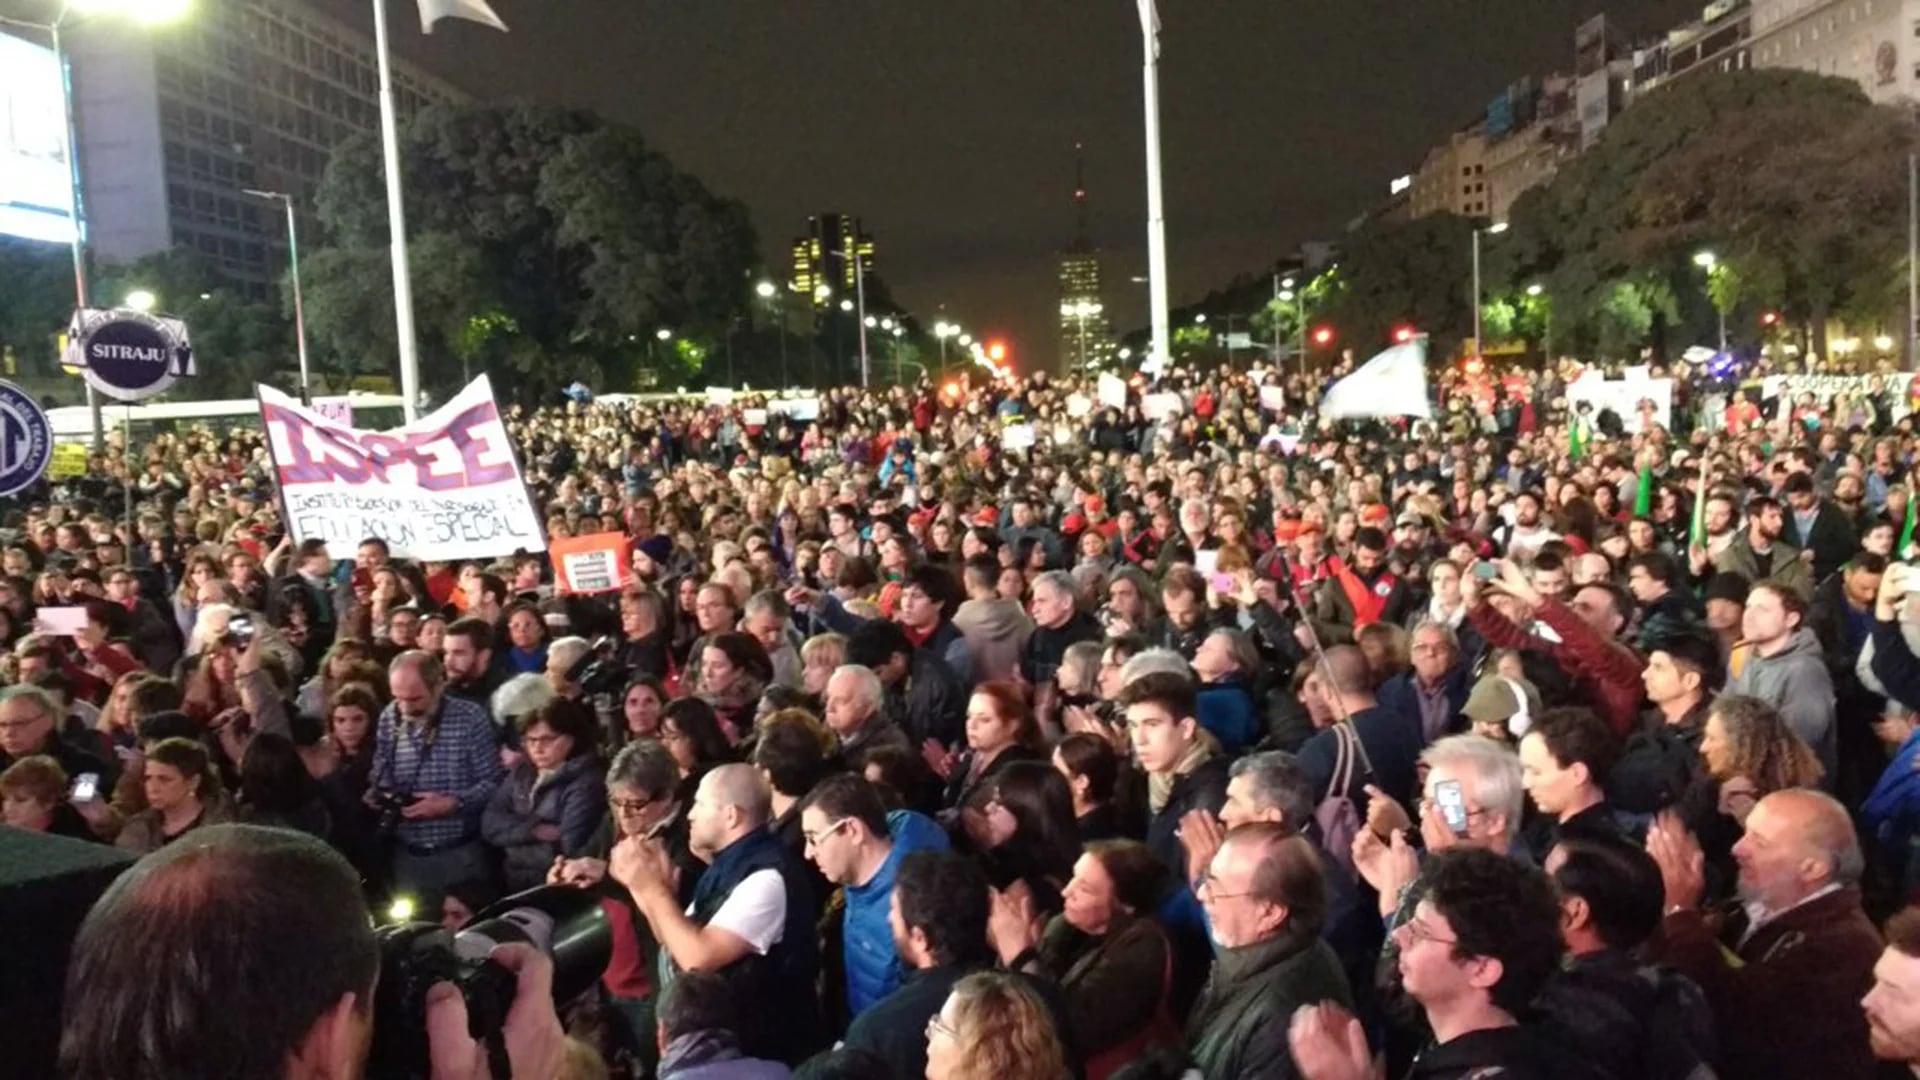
top-left (18, 349), bottom-right (1920, 1080)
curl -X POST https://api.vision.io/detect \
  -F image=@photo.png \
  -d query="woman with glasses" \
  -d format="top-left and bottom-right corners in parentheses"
top-left (658, 697), bottom-right (736, 802)
top-left (481, 699), bottom-right (606, 891)
top-left (924, 971), bottom-right (1070, 1080)
top-left (548, 741), bottom-right (694, 1076)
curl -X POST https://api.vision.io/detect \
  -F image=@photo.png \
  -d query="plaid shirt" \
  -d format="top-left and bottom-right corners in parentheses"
top-left (370, 693), bottom-right (502, 850)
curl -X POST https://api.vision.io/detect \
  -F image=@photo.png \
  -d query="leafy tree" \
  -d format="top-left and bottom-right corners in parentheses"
top-left (303, 101), bottom-right (759, 402)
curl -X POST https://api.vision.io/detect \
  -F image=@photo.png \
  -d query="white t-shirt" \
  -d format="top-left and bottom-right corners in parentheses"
top-left (690, 869), bottom-right (787, 955)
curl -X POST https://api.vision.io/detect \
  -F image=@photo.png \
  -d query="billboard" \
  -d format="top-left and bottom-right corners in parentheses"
top-left (0, 33), bottom-right (76, 245)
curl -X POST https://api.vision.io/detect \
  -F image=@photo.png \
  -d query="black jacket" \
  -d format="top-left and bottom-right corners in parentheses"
top-left (1782, 498), bottom-right (1858, 582)
top-left (1408, 1025), bottom-right (1600, 1080)
top-left (1021, 610), bottom-right (1103, 686)
top-left (1185, 926), bottom-right (1353, 1080)
top-left (1530, 949), bottom-right (1718, 1080)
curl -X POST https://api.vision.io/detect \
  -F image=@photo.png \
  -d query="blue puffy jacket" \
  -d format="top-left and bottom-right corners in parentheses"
top-left (844, 809), bottom-right (950, 1015)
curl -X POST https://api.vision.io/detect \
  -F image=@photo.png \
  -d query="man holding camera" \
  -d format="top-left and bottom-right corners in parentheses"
top-left (60, 824), bottom-right (565, 1080)
top-left (370, 650), bottom-right (504, 895)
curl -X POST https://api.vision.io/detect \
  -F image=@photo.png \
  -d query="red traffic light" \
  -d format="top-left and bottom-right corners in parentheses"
top-left (1392, 325), bottom-right (1417, 344)
top-left (1760, 311), bottom-right (1780, 327)
top-left (1311, 326), bottom-right (1335, 347)
top-left (986, 342), bottom-right (1007, 363)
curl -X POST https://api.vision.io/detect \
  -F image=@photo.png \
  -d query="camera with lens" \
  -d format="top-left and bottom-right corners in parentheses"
top-left (568, 635), bottom-right (630, 698)
top-left (371, 884), bottom-right (610, 1079)
top-left (369, 788), bottom-right (412, 838)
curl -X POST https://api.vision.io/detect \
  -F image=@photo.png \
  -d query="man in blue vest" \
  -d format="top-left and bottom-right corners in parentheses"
top-left (612, 762), bottom-right (821, 1064)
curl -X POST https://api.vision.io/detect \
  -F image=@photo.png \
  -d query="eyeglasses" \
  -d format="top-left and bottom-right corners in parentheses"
top-left (1195, 868), bottom-right (1253, 902)
top-left (521, 732), bottom-right (567, 748)
top-left (925, 1013), bottom-right (958, 1042)
top-left (608, 796), bottom-right (652, 815)
top-left (803, 817), bottom-right (853, 848)
top-left (1399, 916), bottom-right (1458, 948)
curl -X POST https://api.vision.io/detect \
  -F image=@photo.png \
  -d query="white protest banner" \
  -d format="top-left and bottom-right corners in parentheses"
top-left (1065, 393), bottom-right (1093, 418)
top-left (258, 375), bottom-right (543, 560)
top-left (768, 397), bottom-right (820, 422)
top-left (1142, 392), bottom-right (1183, 421)
top-left (1564, 375), bottom-right (1672, 433)
top-left (1258, 384), bottom-right (1286, 412)
top-left (742, 408), bottom-right (769, 427)
top-left (705, 387), bottom-right (735, 407)
top-left (312, 398), bottom-right (354, 427)
top-left (1002, 423), bottom-right (1036, 451)
top-left (1098, 373), bottom-right (1128, 410)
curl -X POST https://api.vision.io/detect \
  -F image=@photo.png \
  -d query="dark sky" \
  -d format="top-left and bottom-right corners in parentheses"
top-left (329, 0), bottom-right (1700, 366)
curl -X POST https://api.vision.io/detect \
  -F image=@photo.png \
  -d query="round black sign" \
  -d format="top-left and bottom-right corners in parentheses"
top-left (83, 316), bottom-right (177, 399)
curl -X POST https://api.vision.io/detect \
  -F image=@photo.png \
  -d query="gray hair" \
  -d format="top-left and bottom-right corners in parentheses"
top-left (1421, 734), bottom-right (1524, 837)
top-left (829, 663), bottom-right (884, 717)
top-left (1204, 627), bottom-right (1261, 676)
top-left (1409, 619), bottom-right (1459, 652)
top-left (607, 740), bottom-right (681, 802)
top-left (1228, 751), bottom-right (1315, 830)
top-left (1120, 647), bottom-right (1192, 689)
top-left (490, 673), bottom-right (556, 729)
top-left (0, 683), bottom-right (57, 722)
top-left (744, 588), bottom-right (791, 621)
top-left (547, 636), bottom-right (593, 674)
top-left (1031, 570), bottom-right (1080, 607)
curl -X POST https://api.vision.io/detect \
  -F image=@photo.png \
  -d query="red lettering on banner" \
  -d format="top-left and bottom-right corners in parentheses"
top-left (265, 398), bottom-right (514, 491)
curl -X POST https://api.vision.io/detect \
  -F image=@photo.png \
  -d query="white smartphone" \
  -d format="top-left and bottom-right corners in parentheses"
top-left (70, 772), bottom-right (100, 802)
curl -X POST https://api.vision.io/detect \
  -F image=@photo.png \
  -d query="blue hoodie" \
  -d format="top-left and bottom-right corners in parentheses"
top-left (844, 809), bottom-right (949, 1015)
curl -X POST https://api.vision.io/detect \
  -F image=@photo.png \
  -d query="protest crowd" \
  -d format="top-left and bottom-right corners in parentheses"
top-left (23, 348), bottom-right (1920, 1080)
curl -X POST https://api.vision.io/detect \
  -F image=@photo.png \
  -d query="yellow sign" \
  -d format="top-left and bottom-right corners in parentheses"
top-left (49, 443), bottom-right (88, 480)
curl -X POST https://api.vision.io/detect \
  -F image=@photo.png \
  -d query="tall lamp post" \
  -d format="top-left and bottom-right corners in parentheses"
top-left (4, 0), bottom-right (190, 449)
top-left (934, 321), bottom-right (958, 376)
top-left (1527, 283), bottom-right (1551, 364)
top-left (1694, 251), bottom-right (1727, 352)
top-left (829, 249), bottom-right (870, 388)
top-left (242, 189), bottom-right (310, 398)
top-left (1472, 221), bottom-right (1508, 363)
top-left (755, 280), bottom-right (786, 390)
top-left (1276, 277), bottom-right (1306, 376)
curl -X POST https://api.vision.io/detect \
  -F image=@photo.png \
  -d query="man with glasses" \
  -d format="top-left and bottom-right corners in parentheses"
top-left (1290, 848), bottom-right (1573, 1079)
top-left (798, 774), bottom-right (948, 1018)
top-left (104, 562), bottom-right (181, 674)
top-left (1187, 821), bottom-right (1352, 1080)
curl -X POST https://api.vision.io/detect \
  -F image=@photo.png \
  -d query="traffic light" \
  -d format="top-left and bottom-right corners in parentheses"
top-left (1311, 326), bottom-right (1335, 347)
top-left (1392, 325), bottom-right (1417, 344)
top-left (986, 341), bottom-right (1007, 363)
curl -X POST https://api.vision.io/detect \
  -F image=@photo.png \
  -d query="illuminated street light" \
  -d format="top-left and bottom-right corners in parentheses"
top-left (755, 280), bottom-right (776, 299)
top-left (1693, 251), bottom-right (1718, 269)
top-left (1526, 284), bottom-right (1544, 297)
top-left (958, 334), bottom-right (972, 347)
top-left (124, 289), bottom-right (156, 312)
top-left (655, 328), bottom-right (672, 341)
top-left (1280, 277), bottom-right (1296, 289)
top-left (1194, 313), bottom-right (1208, 325)
top-left (839, 299), bottom-right (854, 312)
top-left (864, 315), bottom-right (878, 328)
top-left (1118, 347), bottom-right (1132, 360)
top-left (879, 317), bottom-right (895, 331)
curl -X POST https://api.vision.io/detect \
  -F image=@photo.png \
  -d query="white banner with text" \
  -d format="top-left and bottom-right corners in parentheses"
top-left (258, 376), bottom-right (544, 560)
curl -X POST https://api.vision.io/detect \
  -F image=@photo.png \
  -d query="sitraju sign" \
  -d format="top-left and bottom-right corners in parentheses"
top-left (64, 307), bottom-right (196, 401)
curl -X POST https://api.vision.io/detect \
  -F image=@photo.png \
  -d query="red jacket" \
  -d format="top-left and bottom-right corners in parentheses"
top-left (1467, 598), bottom-right (1643, 736)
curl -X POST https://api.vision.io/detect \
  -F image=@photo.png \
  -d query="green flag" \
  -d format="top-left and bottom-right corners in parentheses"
top-left (1902, 495), bottom-right (1917, 560)
top-left (1569, 416), bottom-right (1589, 462)
top-left (1634, 463), bottom-right (1652, 518)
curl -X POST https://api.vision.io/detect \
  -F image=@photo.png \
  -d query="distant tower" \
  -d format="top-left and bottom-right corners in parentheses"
top-left (1056, 143), bottom-right (1112, 372)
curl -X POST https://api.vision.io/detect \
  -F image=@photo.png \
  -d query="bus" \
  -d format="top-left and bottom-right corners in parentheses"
top-left (48, 393), bottom-right (410, 445)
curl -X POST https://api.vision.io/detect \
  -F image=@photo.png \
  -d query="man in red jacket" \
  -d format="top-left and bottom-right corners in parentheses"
top-left (1464, 559), bottom-right (1644, 737)
top-left (1647, 789), bottom-right (1884, 1080)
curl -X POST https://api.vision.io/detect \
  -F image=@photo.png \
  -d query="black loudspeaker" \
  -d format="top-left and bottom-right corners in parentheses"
top-left (0, 827), bottom-right (136, 1080)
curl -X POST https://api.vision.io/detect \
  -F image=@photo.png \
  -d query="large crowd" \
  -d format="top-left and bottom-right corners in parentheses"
top-left (19, 350), bottom-right (1920, 1080)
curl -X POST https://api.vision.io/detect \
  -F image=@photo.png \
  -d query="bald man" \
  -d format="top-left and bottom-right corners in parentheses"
top-left (611, 762), bottom-right (821, 1063)
top-left (1294, 645), bottom-right (1422, 809)
top-left (1646, 789), bottom-right (1883, 1080)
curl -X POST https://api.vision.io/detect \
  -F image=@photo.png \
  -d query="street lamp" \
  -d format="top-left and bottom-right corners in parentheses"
top-left (1526, 283), bottom-right (1551, 362)
top-left (755, 280), bottom-right (776, 299)
top-left (1061, 300), bottom-right (1104, 371)
top-left (839, 299), bottom-right (854, 312)
top-left (754, 280), bottom-right (788, 389)
top-left (1472, 221), bottom-right (1509, 363)
top-left (829, 247), bottom-right (870, 388)
top-left (933, 320), bottom-right (958, 375)
top-left (3, 0), bottom-right (191, 450)
top-left (243, 188), bottom-right (311, 397)
top-left (655, 328), bottom-right (672, 341)
top-left (124, 289), bottom-right (155, 313)
top-left (1694, 250), bottom-right (1727, 352)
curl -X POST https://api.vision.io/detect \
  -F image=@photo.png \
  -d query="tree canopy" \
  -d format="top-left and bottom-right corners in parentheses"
top-left (302, 100), bottom-right (761, 399)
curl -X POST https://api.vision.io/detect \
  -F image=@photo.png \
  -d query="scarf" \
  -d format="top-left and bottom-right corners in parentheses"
top-left (1149, 739), bottom-right (1214, 815)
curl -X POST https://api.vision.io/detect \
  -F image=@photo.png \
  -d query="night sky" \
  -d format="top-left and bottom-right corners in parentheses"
top-left (326, 0), bottom-right (1701, 366)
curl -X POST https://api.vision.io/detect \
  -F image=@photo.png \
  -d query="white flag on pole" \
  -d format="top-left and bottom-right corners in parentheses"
top-left (1319, 340), bottom-right (1433, 420)
top-left (1138, 0), bottom-right (1160, 57)
top-left (418, 0), bottom-right (507, 33)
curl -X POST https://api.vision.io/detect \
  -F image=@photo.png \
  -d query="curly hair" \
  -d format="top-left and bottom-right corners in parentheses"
top-left (1421, 847), bottom-right (1564, 1016)
top-left (940, 971), bottom-right (1069, 1080)
top-left (1708, 694), bottom-right (1824, 792)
